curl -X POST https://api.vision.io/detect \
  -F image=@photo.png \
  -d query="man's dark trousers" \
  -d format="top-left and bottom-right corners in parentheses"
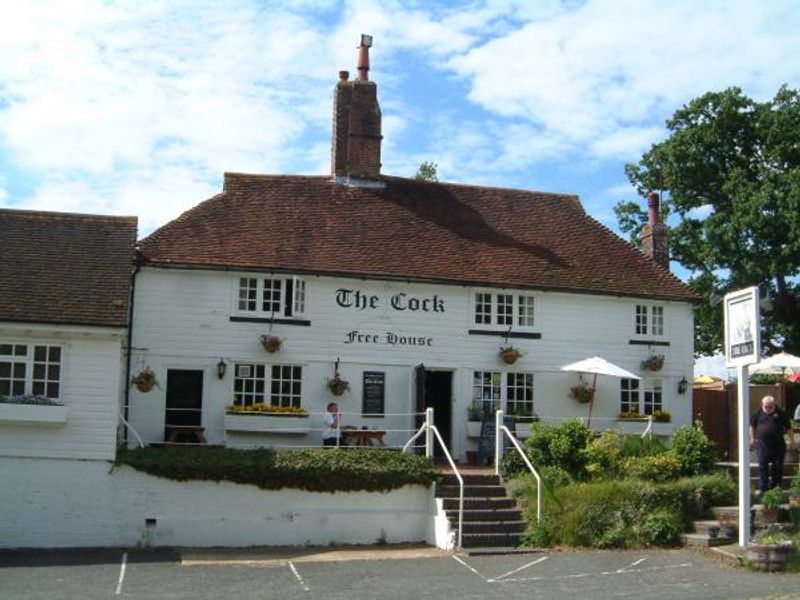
top-left (756, 440), bottom-right (785, 492)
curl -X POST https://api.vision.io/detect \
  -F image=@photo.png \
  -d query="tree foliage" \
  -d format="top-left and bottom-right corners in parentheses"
top-left (414, 161), bottom-right (439, 181)
top-left (616, 86), bottom-right (800, 355)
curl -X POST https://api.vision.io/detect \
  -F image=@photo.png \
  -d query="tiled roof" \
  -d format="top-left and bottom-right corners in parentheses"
top-left (139, 174), bottom-right (697, 302)
top-left (0, 209), bottom-right (137, 327)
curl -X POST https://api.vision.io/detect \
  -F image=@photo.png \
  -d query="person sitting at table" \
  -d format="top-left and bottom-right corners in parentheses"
top-left (322, 402), bottom-right (345, 447)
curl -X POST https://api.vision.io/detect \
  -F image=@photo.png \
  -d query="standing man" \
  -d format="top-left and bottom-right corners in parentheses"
top-left (322, 402), bottom-right (344, 447)
top-left (749, 395), bottom-right (791, 495)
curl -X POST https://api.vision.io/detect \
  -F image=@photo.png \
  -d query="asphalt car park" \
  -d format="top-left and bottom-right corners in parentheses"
top-left (2, 546), bottom-right (800, 599)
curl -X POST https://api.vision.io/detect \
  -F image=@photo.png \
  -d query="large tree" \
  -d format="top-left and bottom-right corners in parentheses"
top-left (615, 86), bottom-right (800, 356)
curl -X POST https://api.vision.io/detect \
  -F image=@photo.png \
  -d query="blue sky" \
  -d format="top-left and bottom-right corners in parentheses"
top-left (2, 0), bottom-right (799, 376)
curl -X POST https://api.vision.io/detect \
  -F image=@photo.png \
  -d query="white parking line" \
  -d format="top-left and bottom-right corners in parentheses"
top-left (489, 556), bottom-right (548, 582)
top-left (452, 555), bottom-right (487, 581)
top-left (617, 557), bottom-right (647, 573)
top-left (288, 561), bottom-right (310, 592)
top-left (500, 561), bottom-right (692, 584)
top-left (114, 552), bottom-right (128, 595)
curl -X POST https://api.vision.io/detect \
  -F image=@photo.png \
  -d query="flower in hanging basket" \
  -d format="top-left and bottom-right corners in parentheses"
top-left (499, 345), bottom-right (522, 365)
top-left (640, 353), bottom-right (665, 371)
top-left (327, 373), bottom-right (350, 396)
top-left (131, 365), bottom-right (159, 393)
top-left (260, 334), bottom-right (282, 353)
top-left (569, 383), bottom-right (594, 403)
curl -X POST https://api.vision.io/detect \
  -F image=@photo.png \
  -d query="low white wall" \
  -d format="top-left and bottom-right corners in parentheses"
top-left (0, 457), bottom-right (436, 549)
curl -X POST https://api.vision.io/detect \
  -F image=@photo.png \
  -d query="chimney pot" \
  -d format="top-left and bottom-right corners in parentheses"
top-left (339, 70), bottom-right (349, 81)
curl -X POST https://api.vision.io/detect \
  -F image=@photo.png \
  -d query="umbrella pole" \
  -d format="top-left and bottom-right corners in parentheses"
top-left (587, 373), bottom-right (598, 427)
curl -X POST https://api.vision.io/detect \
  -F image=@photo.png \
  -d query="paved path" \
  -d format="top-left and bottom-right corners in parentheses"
top-left (1, 546), bottom-right (799, 599)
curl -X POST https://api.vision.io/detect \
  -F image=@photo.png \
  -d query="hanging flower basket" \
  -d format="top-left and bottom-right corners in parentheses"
top-left (260, 334), bottom-right (282, 353)
top-left (131, 366), bottom-right (159, 393)
top-left (499, 345), bottom-right (522, 365)
top-left (327, 373), bottom-right (350, 396)
top-left (569, 384), bottom-right (594, 403)
top-left (640, 353), bottom-right (665, 371)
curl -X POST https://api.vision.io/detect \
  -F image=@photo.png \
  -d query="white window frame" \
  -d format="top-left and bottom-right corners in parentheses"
top-left (619, 377), bottom-right (662, 415)
top-left (633, 303), bottom-right (665, 337)
top-left (472, 370), bottom-right (534, 418)
top-left (472, 290), bottom-right (537, 330)
top-left (234, 275), bottom-right (307, 319)
top-left (0, 342), bottom-right (64, 400)
top-left (233, 362), bottom-right (304, 409)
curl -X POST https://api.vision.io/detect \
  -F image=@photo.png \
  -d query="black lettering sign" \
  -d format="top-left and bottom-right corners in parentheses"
top-left (362, 371), bottom-right (385, 417)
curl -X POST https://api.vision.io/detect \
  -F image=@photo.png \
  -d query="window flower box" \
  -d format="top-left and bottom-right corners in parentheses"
top-left (224, 412), bottom-right (309, 434)
top-left (0, 403), bottom-right (68, 425)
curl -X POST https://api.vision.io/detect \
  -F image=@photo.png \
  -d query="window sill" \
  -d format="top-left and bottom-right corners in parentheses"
top-left (0, 403), bottom-right (68, 426)
top-left (468, 329), bottom-right (541, 339)
top-left (628, 339), bottom-right (670, 346)
top-left (230, 316), bottom-right (311, 326)
top-left (224, 413), bottom-right (309, 434)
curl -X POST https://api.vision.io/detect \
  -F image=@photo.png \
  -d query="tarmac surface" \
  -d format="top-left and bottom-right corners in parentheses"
top-left (2, 544), bottom-right (800, 599)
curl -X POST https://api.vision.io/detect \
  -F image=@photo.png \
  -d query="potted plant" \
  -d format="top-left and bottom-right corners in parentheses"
top-left (260, 333), bottom-right (282, 353)
top-left (131, 366), bottom-right (159, 393)
top-left (718, 513), bottom-right (736, 538)
top-left (327, 372), bottom-right (350, 396)
top-left (499, 345), bottom-right (522, 365)
top-left (224, 402), bottom-right (309, 434)
top-left (706, 524), bottom-right (719, 539)
top-left (651, 410), bottom-right (672, 423)
top-left (747, 528), bottom-right (794, 572)
top-left (759, 487), bottom-right (785, 523)
top-left (570, 383), bottom-right (593, 403)
top-left (640, 353), bottom-right (665, 371)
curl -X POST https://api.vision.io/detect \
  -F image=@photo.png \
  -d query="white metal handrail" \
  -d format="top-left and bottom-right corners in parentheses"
top-left (119, 412), bottom-right (145, 448)
top-left (494, 410), bottom-right (541, 523)
top-left (641, 414), bottom-right (654, 439)
top-left (429, 423), bottom-right (464, 548)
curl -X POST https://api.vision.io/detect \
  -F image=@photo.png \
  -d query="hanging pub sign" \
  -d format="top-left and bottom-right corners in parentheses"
top-left (724, 286), bottom-right (761, 368)
top-left (362, 371), bottom-right (385, 417)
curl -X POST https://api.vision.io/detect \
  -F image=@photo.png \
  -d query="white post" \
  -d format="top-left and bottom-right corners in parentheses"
top-left (425, 407), bottom-right (434, 458)
top-left (495, 409), bottom-right (504, 475)
top-left (737, 365), bottom-right (751, 547)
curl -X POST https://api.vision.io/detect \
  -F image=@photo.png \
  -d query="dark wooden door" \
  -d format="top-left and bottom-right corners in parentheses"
top-left (693, 388), bottom-right (730, 460)
top-left (165, 369), bottom-right (203, 433)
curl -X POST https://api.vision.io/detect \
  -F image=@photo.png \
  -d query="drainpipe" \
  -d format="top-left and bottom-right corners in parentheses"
top-left (122, 256), bottom-right (141, 444)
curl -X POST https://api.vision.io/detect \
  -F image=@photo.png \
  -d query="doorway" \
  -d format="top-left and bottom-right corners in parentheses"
top-left (164, 369), bottom-right (203, 439)
top-left (415, 366), bottom-right (453, 456)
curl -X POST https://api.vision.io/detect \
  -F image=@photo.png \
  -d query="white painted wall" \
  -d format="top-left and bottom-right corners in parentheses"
top-left (128, 268), bottom-right (694, 459)
top-left (0, 457), bottom-right (433, 549)
top-left (0, 323), bottom-right (125, 461)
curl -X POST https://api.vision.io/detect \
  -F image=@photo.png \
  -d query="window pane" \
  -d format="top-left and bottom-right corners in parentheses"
top-left (474, 293), bottom-right (492, 324)
top-left (33, 364), bottom-right (45, 379)
top-left (635, 305), bottom-right (648, 335)
top-left (47, 383), bottom-right (59, 398)
top-left (497, 294), bottom-right (513, 325)
top-left (12, 381), bottom-right (24, 395)
top-left (14, 345), bottom-right (27, 356)
top-left (0, 344), bottom-right (12, 356)
top-left (13, 363), bottom-right (25, 378)
top-left (34, 346), bottom-right (47, 361)
top-left (48, 365), bottom-right (60, 380)
top-left (0, 362), bottom-right (9, 378)
top-left (49, 346), bottom-right (61, 362)
top-left (0, 381), bottom-right (9, 395)
top-left (32, 381), bottom-right (44, 395)
top-left (517, 295), bottom-right (535, 327)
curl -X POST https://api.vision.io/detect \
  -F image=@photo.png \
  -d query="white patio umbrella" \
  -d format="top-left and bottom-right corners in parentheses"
top-left (560, 356), bottom-right (640, 426)
top-left (750, 352), bottom-right (800, 407)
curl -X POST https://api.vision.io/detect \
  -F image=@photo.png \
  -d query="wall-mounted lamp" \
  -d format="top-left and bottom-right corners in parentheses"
top-left (216, 358), bottom-right (227, 380)
top-left (677, 376), bottom-right (688, 395)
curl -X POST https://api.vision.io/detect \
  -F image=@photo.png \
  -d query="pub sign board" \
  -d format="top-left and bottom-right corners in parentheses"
top-left (362, 371), bottom-right (385, 417)
top-left (724, 286), bottom-right (761, 368)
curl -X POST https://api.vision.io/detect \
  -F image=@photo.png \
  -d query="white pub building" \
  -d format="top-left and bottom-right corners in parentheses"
top-left (126, 39), bottom-right (697, 460)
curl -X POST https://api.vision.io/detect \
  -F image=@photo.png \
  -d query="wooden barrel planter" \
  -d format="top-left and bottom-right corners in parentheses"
top-left (747, 542), bottom-right (793, 572)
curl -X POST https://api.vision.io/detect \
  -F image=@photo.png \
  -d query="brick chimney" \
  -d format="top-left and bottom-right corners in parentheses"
top-left (640, 191), bottom-right (669, 269)
top-left (331, 34), bottom-right (383, 184)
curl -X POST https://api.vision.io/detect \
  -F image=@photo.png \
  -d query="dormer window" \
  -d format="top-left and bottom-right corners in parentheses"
top-left (236, 276), bottom-right (306, 318)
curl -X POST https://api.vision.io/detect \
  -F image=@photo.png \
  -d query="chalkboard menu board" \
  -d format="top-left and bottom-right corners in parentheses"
top-left (362, 371), bottom-right (385, 417)
top-left (477, 417), bottom-right (512, 457)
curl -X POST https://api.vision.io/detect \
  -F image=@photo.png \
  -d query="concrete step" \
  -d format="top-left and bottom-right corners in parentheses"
top-left (460, 520), bottom-right (527, 535)
top-left (445, 508), bottom-right (522, 522)
top-left (461, 532), bottom-right (523, 548)
top-left (439, 473), bottom-right (501, 487)
top-left (462, 547), bottom-right (542, 557)
top-left (692, 520), bottom-right (738, 536)
top-left (442, 497), bottom-right (517, 511)
top-left (436, 484), bottom-right (508, 498)
top-left (682, 533), bottom-right (737, 548)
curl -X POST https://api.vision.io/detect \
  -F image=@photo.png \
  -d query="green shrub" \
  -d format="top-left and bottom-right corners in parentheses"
top-left (624, 451), bottom-right (682, 482)
top-left (670, 421), bottom-right (717, 476)
top-left (585, 430), bottom-right (625, 479)
top-left (500, 448), bottom-right (527, 477)
top-left (524, 419), bottom-right (593, 480)
top-left (522, 516), bottom-right (556, 548)
top-left (620, 434), bottom-right (667, 458)
top-left (636, 509), bottom-right (683, 546)
top-left (762, 487), bottom-right (786, 509)
top-left (116, 446), bottom-right (438, 493)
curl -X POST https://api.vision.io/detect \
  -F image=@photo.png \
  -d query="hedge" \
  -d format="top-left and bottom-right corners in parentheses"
top-left (116, 446), bottom-right (438, 493)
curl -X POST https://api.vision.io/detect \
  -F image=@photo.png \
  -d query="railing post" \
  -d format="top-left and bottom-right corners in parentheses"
top-left (425, 407), bottom-right (434, 458)
top-left (495, 409), bottom-right (504, 475)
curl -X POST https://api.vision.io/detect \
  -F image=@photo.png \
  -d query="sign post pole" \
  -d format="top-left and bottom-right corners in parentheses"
top-left (723, 286), bottom-right (760, 549)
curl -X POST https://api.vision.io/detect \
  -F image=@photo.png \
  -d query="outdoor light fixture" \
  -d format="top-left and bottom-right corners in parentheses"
top-left (216, 358), bottom-right (227, 380)
top-left (677, 376), bottom-right (688, 395)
